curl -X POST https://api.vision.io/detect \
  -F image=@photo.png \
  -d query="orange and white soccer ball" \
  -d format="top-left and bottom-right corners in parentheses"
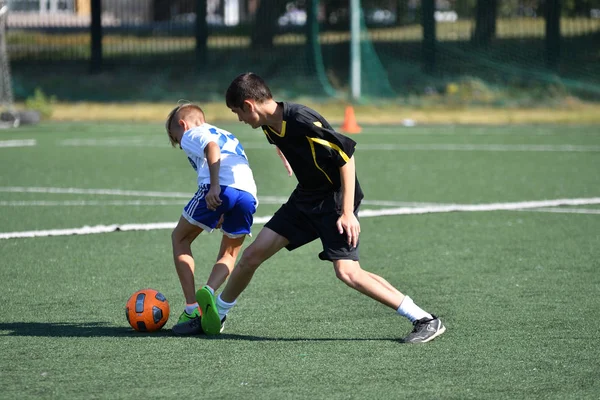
top-left (125, 289), bottom-right (170, 332)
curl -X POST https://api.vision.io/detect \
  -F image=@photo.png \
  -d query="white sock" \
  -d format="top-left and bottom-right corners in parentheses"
top-left (396, 296), bottom-right (433, 322)
top-left (204, 285), bottom-right (215, 295)
top-left (216, 294), bottom-right (236, 320)
top-left (185, 302), bottom-right (199, 315)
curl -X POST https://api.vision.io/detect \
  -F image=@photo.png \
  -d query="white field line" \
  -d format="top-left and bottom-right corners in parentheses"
top-left (2, 197), bottom-right (599, 240)
top-left (357, 198), bottom-right (600, 217)
top-left (518, 207), bottom-right (600, 215)
top-left (0, 200), bottom-right (187, 206)
top-left (0, 139), bottom-right (36, 148)
top-left (0, 222), bottom-right (180, 239)
top-left (0, 187), bottom-right (440, 208)
top-left (57, 138), bottom-right (600, 152)
top-left (354, 144), bottom-right (600, 152)
top-left (0, 186), bottom-right (191, 198)
top-left (347, 126), bottom-right (570, 136)
top-left (0, 199), bottom-right (441, 208)
top-left (0, 216), bottom-right (270, 240)
top-left (244, 143), bottom-right (600, 152)
top-left (260, 196), bottom-right (438, 207)
top-left (59, 138), bottom-right (165, 147)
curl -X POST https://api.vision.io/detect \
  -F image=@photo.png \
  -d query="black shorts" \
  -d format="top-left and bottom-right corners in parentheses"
top-left (264, 189), bottom-right (360, 262)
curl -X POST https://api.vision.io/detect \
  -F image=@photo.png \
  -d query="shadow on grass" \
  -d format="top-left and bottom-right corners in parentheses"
top-left (217, 333), bottom-right (400, 342)
top-left (0, 322), bottom-right (400, 342)
top-left (0, 322), bottom-right (170, 338)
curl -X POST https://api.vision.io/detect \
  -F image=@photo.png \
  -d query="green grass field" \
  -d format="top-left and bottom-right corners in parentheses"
top-left (1, 121), bottom-right (599, 399)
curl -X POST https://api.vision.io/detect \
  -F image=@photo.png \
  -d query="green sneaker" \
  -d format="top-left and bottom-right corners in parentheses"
top-left (177, 308), bottom-right (200, 324)
top-left (196, 286), bottom-right (222, 335)
top-left (172, 308), bottom-right (202, 336)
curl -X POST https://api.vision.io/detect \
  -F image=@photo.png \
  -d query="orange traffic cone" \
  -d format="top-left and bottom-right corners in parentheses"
top-left (340, 105), bottom-right (362, 134)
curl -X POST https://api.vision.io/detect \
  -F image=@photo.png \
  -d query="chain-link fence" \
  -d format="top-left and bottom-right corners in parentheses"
top-left (5, 0), bottom-right (600, 104)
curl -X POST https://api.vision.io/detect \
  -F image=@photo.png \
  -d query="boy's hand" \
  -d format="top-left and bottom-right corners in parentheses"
top-left (336, 212), bottom-right (360, 248)
top-left (206, 186), bottom-right (222, 211)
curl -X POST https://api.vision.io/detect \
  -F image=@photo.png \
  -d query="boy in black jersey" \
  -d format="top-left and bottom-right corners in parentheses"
top-left (194, 73), bottom-right (445, 343)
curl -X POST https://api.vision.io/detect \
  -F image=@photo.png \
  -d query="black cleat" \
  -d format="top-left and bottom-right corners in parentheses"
top-left (401, 315), bottom-right (446, 343)
top-left (172, 316), bottom-right (226, 336)
top-left (172, 316), bottom-right (204, 336)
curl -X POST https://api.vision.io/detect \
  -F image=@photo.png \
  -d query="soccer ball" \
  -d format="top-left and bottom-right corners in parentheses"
top-left (125, 288), bottom-right (170, 332)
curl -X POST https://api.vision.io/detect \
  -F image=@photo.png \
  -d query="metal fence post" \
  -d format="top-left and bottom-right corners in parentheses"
top-left (422, 0), bottom-right (436, 74)
top-left (90, 0), bottom-right (102, 73)
top-left (545, 0), bottom-right (561, 70)
top-left (196, 0), bottom-right (207, 67)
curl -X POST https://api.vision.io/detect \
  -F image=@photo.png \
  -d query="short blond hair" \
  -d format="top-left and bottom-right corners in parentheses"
top-left (165, 103), bottom-right (206, 147)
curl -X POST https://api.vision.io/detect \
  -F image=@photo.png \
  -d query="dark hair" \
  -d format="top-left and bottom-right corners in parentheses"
top-left (225, 72), bottom-right (273, 109)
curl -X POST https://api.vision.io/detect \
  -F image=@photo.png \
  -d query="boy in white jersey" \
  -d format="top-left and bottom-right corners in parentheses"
top-left (165, 103), bottom-right (258, 335)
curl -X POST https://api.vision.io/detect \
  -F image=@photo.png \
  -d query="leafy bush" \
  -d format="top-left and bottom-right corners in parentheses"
top-left (25, 88), bottom-right (56, 119)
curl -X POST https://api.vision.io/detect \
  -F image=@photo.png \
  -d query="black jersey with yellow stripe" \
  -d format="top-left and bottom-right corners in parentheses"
top-left (261, 102), bottom-right (364, 204)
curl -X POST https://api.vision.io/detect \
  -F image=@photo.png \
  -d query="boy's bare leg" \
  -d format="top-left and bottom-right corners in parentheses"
top-left (367, 272), bottom-right (404, 300)
top-left (333, 260), bottom-right (404, 309)
top-left (172, 216), bottom-right (203, 304)
top-left (219, 227), bottom-right (289, 303)
top-left (333, 259), bottom-right (445, 343)
top-left (197, 227), bottom-right (289, 334)
top-left (192, 234), bottom-right (246, 335)
top-left (205, 235), bottom-right (246, 291)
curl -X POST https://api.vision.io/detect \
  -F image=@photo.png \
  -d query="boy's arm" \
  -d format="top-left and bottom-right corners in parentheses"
top-left (276, 146), bottom-right (293, 177)
top-left (204, 141), bottom-right (223, 211)
top-left (336, 155), bottom-right (360, 248)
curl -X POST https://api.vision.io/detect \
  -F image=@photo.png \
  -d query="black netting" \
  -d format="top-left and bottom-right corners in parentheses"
top-left (6, 0), bottom-right (600, 104)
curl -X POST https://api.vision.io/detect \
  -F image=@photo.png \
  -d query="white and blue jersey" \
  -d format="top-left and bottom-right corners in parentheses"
top-left (180, 124), bottom-right (258, 238)
top-left (180, 123), bottom-right (257, 202)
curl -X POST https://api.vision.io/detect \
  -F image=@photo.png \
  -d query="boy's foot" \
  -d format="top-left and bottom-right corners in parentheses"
top-left (196, 286), bottom-right (223, 335)
top-left (401, 315), bottom-right (446, 343)
top-left (172, 308), bottom-right (203, 336)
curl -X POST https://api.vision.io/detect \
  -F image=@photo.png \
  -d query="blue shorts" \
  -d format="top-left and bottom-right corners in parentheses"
top-left (183, 184), bottom-right (257, 238)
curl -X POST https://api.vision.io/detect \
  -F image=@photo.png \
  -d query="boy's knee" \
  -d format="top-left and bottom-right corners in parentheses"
top-left (333, 261), bottom-right (362, 285)
top-left (171, 229), bottom-right (186, 246)
top-left (170, 229), bottom-right (179, 244)
top-left (238, 247), bottom-right (265, 271)
top-left (335, 269), bottom-right (355, 285)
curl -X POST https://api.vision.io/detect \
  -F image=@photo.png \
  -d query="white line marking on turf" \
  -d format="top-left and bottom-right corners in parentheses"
top-left (57, 138), bottom-right (600, 152)
top-left (0, 216), bottom-right (269, 239)
top-left (0, 223), bottom-right (180, 239)
top-left (240, 143), bottom-right (600, 152)
top-left (0, 139), bottom-right (36, 148)
top-left (345, 126), bottom-right (569, 136)
top-left (357, 198), bottom-right (600, 217)
top-left (0, 200), bottom-right (187, 207)
top-left (59, 137), bottom-right (164, 147)
top-left (0, 186), bottom-right (191, 198)
top-left (0, 187), bottom-right (440, 208)
top-left (353, 144), bottom-right (600, 152)
top-left (0, 198), bottom-right (440, 208)
top-left (2, 197), bottom-right (599, 240)
top-left (518, 207), bottom-right (600, 215)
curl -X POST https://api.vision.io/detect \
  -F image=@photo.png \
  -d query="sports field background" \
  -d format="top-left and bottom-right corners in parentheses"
top-left (1, 120), bottom-right (599, 399)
